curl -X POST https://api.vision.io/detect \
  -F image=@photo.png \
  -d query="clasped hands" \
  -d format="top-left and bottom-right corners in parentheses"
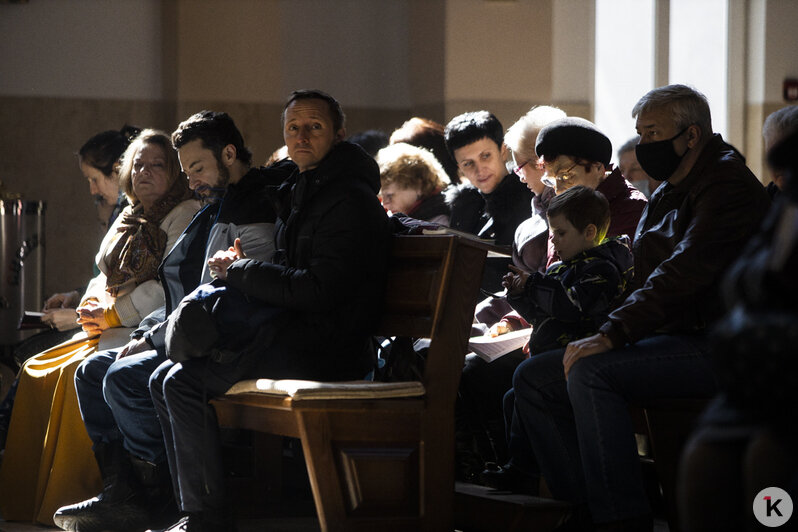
top-left (76, 298), bottom-right (110, 336)
top-left (208, 238), bottom-right (247, 281)
top-left (42, 290), bottom-right (110, 335)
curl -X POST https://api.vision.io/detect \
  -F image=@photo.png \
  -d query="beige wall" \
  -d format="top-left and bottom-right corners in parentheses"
top-left (0, 0), bottom-right (796, 310)
top-left (0, 0), bottom-right (175, 301)
top-left (443, 0), bottom-right (555, 127)
top-left (0, 0), bottom-right (166, 100)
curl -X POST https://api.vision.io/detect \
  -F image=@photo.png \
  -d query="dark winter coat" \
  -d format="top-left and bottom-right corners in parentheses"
top-left (408, 191), bottom-right (450, 226)
top-left (447, 174), bottom-right (533, 292)
top-left (226, 142), bottom-right (391, 381)
top-left (446, 174), bottom-right (533, 246)
top-left (600, 134), bottom-right (771, 346)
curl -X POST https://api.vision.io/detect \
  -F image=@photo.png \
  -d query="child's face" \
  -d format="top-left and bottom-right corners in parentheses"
top-left (547, 213), bottom-right (596, 261)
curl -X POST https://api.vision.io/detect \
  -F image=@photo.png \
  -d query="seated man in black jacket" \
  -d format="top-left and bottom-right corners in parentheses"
top-left (154, 90), bottom-right (391, 531)
top-left (511, 84), bottom-right (771, 530)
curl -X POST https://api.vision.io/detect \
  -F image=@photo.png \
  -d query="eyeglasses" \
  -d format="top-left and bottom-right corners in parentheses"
top-left (512, 154), bottom-right (543, 176)
top-left (541, 162), bottom-right (579, 188)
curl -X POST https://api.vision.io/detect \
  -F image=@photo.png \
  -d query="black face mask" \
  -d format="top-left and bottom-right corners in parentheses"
top-left (635, 127), bottom-right (690, 181)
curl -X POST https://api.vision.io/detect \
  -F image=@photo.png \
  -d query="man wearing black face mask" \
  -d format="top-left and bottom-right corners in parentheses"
top-left (510, 84), bottom-right (770, 530)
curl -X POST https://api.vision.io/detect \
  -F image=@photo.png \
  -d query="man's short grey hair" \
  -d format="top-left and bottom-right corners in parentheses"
top-left (632, 84), bottom-right (712, 138)
top-left (762, 105), bottom-right (798, 150)
top-left (505, 105), bottom-right (567, 156)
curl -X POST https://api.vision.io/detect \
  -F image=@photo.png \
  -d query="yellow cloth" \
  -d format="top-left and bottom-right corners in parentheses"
top-left (0, 334), bottom-right (103, 525)
top-left (103, 305), bottom-right (122, 328)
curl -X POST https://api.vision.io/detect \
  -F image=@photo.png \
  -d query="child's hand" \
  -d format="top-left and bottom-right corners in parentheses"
top-left (502, 265), bottom-right (529, 296)
top-left (489, 320), bottom-right (510, 337)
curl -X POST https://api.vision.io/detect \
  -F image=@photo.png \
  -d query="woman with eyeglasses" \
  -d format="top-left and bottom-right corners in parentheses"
top-left (504, 105), bottom-right (567, 274)
top-left (535, 117), bottom-right (647, 268)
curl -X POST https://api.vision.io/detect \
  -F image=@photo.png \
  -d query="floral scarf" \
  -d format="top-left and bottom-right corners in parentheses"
top-left (105, 176), bottom-right (192, 297)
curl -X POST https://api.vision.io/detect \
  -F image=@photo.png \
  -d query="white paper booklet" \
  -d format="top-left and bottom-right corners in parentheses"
top-left (469, 328), bottom-right (531, 362)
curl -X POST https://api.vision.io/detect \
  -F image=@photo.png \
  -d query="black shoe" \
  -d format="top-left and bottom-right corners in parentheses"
top-left (53, 440), bottom-right (136, 531)
top-left (480, 462), bottom-right (539, 495)
top-left (54, 444), bottom-right (177, 532)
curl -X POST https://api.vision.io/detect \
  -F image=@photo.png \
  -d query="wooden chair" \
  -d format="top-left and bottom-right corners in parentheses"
top-left (212, 234), bottom-right (487, 531)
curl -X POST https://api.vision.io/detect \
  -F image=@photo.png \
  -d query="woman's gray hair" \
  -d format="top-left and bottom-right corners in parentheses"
top-left (632, 84), bottom-right (712, 138)
top-left (505, 105), bottom-right (567, 158)
top-left (762, 105), bottom-right (798, 150)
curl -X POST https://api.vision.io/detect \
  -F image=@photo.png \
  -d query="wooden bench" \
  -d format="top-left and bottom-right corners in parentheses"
top-left (212, 234), bottom-right (487, 531)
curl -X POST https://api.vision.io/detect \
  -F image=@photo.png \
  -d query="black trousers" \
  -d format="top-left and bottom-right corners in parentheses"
top-left (457, 349), bottom-right (525, 466)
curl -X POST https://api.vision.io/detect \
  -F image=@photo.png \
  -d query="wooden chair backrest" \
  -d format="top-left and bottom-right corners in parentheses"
top-left (375, 235), bottom-right (455, 338)
top-left (376, 234), bottom-right (485, 406)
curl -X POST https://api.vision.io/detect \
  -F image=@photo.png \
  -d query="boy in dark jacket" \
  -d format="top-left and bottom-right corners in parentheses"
top-left (485, 185), bottom-right (633, 494)
top-left (503, 185), bottom-right (633, 355)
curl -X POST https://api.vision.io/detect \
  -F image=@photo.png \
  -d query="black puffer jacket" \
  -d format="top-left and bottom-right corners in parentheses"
top-left (445, 174), bottom-right (532, 246)
top-left (226, 142), bottom-right (391, 380)
top-left (600, 135), bottom-right (771, 346)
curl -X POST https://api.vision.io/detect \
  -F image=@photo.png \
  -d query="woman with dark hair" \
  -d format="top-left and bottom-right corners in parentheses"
top-left (79, 125), bottom-right (141, 230)
top-left (31, 126), bottom-right (142, 341)
top-left (0, 130), bottom-right (199, 526)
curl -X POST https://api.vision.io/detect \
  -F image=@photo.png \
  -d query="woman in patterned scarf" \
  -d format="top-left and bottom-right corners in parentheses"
top-left (0, 130), bottom-right (200, 526)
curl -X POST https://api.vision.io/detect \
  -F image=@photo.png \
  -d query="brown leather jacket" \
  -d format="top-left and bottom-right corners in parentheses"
top-left (600, 134), bottom-right (771, 346)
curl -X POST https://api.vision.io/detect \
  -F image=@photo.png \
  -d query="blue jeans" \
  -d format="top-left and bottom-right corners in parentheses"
top-left (512, 333), bottom-right (717, 524)
top-left (75, 348), bottom-right (168, 463)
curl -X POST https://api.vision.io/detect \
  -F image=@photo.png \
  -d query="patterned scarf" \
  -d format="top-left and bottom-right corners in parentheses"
top-left (105, 176), bottom-right (192, 297)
